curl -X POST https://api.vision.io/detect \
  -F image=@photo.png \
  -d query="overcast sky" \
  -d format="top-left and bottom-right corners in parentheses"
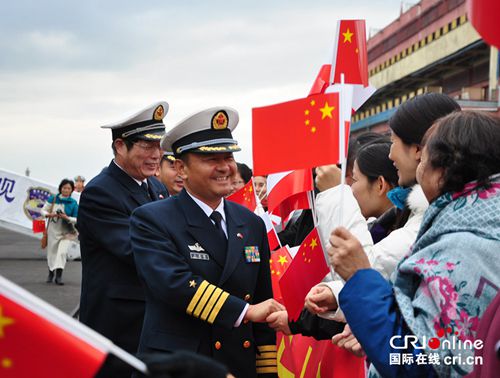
top-left (0, 0), bottom-right (403, 184)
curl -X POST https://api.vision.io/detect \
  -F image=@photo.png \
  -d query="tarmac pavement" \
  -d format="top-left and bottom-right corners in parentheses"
top-left (0, 227), bottom-right (81, 314)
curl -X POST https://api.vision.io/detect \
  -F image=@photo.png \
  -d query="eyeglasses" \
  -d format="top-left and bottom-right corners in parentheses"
top-left (134, 142), bottom-right (162, 152)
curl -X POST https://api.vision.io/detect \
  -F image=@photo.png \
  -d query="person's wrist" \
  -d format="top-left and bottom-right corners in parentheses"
top-left (344, 266), bottom-right (365, 282)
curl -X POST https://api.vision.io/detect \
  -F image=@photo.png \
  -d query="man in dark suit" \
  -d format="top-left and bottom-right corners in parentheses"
top-left (131, 107), bottom-right (284, 378)
top-left (77, 101), bottom-right (169, 359)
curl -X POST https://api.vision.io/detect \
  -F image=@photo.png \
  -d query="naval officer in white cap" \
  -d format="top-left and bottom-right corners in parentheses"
top-left (157, 151), bottom-right (184, 196)
top-left (77, 102), bottom-right (170, 368)
top-left (130, 107), bottom-right (283, 377)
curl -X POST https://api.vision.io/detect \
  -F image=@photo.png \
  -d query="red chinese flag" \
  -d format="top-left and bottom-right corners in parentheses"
top-left (32, 219), bottom-right (46, 233)
top-left (468, 0), bottom-right (500, 49)
top-left (267, 169), bottom-right (313, 221)
top-left (308, 64), bottom-right (332, 96)
top-left (227, 179), bottom-right (257, 212)
top-left (279, 228), bottom-right (329, 321)
top-left (273, 192), bottom-right (310, 223)
top-left (267, 227), bottom-right (280, 251)
top-left (319, 344), bottom-right (366, 378)
top-left (332, 20), bottom-right (368, 86)
top-left (279, 335), bottom-right (365, 378)
top-left (259, 211), bottom-right (281, 250)
top-left (252, 93), bottom-right (340, 175)
top-left (0, 294), bottom-right (106, 377)
top-left (277, 333), bottom-right (296, 375)
top-left (289, 335), bottom-right (327, 378)
top-left (269, 247), bottom-right (292, 303)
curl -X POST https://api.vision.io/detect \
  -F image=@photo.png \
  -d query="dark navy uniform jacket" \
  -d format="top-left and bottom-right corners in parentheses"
top-left (77, 160), bottom-right (168, 354)
top-left (130, 189), bottom-right (277, 378)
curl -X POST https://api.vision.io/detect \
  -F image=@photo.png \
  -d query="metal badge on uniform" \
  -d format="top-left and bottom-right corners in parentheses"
top-left (188, 243), bottom-right (205, 252)
top-left (244, 246), bottom-right (260, 263)
top-left (190, 252), bottom-right (210, 261)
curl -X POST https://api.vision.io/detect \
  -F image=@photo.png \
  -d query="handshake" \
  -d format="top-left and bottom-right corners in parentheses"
top-left (250, 285), bottom-right (364, 357)
top-left (247, 284), bottom-right (338, 334)
top-left (243, 298), bottom-right (285, 323)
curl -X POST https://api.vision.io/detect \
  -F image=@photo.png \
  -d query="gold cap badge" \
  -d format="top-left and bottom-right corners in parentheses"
top-left (212, 111), bottom-right (228, 130)
top-left (154, 105), bottom-right (165, 121)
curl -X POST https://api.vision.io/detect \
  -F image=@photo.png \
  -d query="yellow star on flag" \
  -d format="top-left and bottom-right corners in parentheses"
top-left (0, 306), bottom-right (15, 338)
top-left (309, 238), bottom-right (318, 249)
top-left (343, 28), bottom-right (354, 43)
top-left (278, 255), bottom-right (288, 266)
top-left (2, 358), bottom-right (12, 368)
top-left (319, 102), bottom-right (335, 120)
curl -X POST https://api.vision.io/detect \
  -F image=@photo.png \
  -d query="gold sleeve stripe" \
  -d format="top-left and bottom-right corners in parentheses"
top-left (256, 360), bottom-right (276, 367)
top-left (256, 366), bottom-right (278, 374)
top-left (193, 284), bottom-right (216, 317)
top-left (186, 281), bottom-right (230, 324)
top-left (186, 280), bottom-right (209, 315)
top-left (207, 291), bottom-right (229, 324)
top-left (257, 345), bottom-right (277, 352)
top-left (256, 352), bottom-right (277, 359)
top-left (200, 287), bottom-right (223, 321)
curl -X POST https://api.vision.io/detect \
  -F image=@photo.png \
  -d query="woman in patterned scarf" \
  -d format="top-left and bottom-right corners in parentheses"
top-left (328, 111), bottom-right (500, 377)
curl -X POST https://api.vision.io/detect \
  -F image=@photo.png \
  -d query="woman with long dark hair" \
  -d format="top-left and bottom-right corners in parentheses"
top-left (351, 140), bottom-right (399, 243)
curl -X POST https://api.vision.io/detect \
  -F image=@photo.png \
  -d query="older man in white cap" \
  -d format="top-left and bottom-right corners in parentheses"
top-left (130, 107), bottom-right (283, 378)
top-left (77, 102), bottom-right (169, 365)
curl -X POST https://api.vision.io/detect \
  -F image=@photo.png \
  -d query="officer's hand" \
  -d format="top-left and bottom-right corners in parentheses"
top-left (304, 284), bottom-right (337, 314)
top-left (244, 299), bottom-right (285, 323)
top-left (331, 324), bottom-right (365, 357)
top-left (315, 164), bottom-right (342, 192)
top-left (266, 310), bottom-right (291, 335)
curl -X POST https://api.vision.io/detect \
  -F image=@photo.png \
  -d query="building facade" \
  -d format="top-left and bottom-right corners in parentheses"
top-left (353, 0), bottom-right (500, 135)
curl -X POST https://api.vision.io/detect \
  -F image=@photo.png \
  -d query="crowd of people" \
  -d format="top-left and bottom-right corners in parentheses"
top-left (40, 93), bottom-right (499, 377)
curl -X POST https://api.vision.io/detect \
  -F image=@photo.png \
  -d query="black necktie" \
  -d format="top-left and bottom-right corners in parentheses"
top-left (210, 211), bottom-right (227, 265)
top-left (141, 182), bottom-right (152, 200)
top-left (210, 211), bottom-right (227, 244)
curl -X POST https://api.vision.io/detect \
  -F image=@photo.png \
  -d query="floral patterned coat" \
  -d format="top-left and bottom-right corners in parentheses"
top-left (340, 175), bottom-right (500, 377)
